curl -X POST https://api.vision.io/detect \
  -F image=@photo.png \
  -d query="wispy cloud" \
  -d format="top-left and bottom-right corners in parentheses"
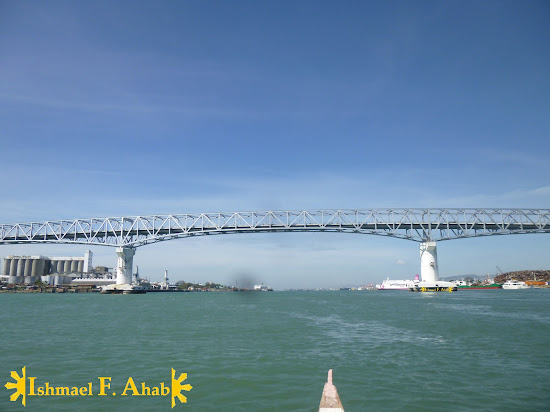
top-left (3, 166), bottom-right (548, 224)
top-left (0, 92), bottom-right (258, 118)
top-left (479, 148), bottom-right (545, 166)
top-left (530, 186), bottom-right (550, 196)
top-left (441, 186), bottom-right (550, 208)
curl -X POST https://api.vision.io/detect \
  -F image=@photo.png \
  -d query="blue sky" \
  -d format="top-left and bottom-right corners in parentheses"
top-left (1, 1), bottom-right (549, 288)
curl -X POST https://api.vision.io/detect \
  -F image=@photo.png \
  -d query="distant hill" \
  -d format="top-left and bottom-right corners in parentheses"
top-left (440, 271), bottom-right (550, 283)
top-left (440, 274), bottom-right (488, 281)
top-left (494, 270), bottom-right (550, 283)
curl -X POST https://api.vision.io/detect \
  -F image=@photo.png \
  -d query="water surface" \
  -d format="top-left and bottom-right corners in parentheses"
top-left (1, 290), bottom-right (549, 411)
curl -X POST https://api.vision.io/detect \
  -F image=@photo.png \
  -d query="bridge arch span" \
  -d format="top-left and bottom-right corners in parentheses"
top-left (1, 209), bottom-right (549, 247)
top-left (1, 209), bottom-right (549, 285)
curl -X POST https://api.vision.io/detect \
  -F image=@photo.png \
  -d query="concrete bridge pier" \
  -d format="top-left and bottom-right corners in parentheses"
top-left (420, 241), bottom-right (439, 283)
top-left (116, 247), bottom-right (135, 285)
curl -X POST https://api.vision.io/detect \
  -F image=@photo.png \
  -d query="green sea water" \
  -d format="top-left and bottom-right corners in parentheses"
top-left (1, 290), bottom-right (549, 411)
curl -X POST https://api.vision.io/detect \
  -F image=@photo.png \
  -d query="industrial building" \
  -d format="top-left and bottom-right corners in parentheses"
top-left (1, 251), bottom-right (95, 285)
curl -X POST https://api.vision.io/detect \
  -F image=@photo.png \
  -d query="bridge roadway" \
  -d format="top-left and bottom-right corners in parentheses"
top-left (1, 208), bottom-right (549, 285)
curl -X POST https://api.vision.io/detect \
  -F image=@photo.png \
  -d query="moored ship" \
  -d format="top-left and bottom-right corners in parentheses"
top-left (100, 283), bottom-right (147, 294)
top-left (457, 283), bottom-right (502, 290)
top-left (253, 284), bottom-right (273, 291)
top-left (376, 278), bottom-right (415, 290)
top-left (409, 281), bottom-right (458, 292)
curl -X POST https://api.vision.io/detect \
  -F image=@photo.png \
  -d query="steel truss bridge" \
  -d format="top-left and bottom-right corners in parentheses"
top-left (1, 208), bottom-right (549, 247)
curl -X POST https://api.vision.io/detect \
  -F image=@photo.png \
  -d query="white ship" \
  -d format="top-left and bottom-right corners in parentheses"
top-left (376, 278), bottom-right (415, 290)
top-left (501, 280), bottom-right (529, 290)
top-left (408, 280), bottom-right (458, 292)
top-left (100, 283), bottom-right (147, 294)
top-left (253, 284), bottom-right (273, 291)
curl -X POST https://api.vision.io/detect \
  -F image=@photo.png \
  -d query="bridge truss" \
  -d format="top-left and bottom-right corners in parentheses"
top-left (1, 208), bottom-right (549, 247)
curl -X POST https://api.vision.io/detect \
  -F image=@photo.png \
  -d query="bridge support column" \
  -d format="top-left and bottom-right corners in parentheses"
top-left (420, 241), bottom-right (439, 283)
top-left (116, 247), bottom-right (135, 285)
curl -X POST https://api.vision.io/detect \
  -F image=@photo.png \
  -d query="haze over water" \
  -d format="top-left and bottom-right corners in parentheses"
top-left (1, 289), bottom-right (549, 411)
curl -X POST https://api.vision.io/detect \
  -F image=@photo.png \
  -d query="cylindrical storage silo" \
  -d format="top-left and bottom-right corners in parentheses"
top-left (56, 261), bottom-right (63, 274)
top-left (64, 260), bottom-right (71, 274)
top-left (10, 259), bottom-right (18, 277)
top-left (8, 275), bottom-right (18, 284)
top-left (17, 259), bottom-right (24, 277)
top-left (33, 259), bottom-right (40, 276)
top-left (71, 260), bottom-right (78, 273)
top-left (42, 260), bottom-right (47, 275)
top-left (31, 259), bottom-right (39, 276)
top-left (24, 276), bottom-right (34, 284)
top-left (2, 259), bottom-right (11, 277)
top-left (77, 261), bottom-right (84, 273)
top-left (24, 259), bottom-right (32, 277)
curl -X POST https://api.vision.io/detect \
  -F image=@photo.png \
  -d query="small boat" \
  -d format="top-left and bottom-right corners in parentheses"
top-left (501, 280), bottom-right (529, 290)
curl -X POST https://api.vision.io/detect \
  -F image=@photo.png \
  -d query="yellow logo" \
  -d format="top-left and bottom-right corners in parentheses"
top-left (5, 366), bottom-right (26, 406)
top-left (171, 368), bottom-right (193, 407)
top-left (5, 366), bottom-right (192, 408)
